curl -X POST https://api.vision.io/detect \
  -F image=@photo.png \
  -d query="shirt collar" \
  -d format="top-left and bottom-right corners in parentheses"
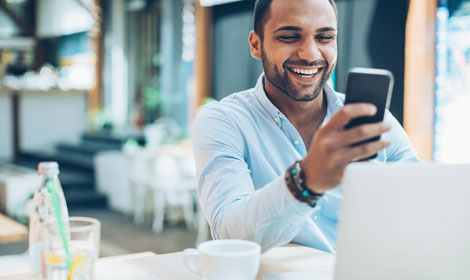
top-left (254, 73), bottom-right (344, 127)
top-left (254, 74), bottom-right (282, 126)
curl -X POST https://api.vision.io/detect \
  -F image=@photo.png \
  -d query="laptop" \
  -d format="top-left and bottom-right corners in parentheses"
top-left (334, 163), bottom-right (470, 280)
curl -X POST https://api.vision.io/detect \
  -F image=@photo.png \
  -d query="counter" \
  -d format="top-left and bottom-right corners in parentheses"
top-left (0, 87), bottom-right (88, 161)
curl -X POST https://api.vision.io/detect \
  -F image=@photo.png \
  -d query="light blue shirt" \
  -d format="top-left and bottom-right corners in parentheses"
top-left (192, 74), bottom-right (419, 253)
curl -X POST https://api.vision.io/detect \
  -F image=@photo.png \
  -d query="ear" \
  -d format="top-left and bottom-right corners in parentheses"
top-left (249, 31), bottom-right (262, 60)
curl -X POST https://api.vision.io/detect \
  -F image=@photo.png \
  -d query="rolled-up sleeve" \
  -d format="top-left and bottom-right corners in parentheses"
top-left (383, 110), bottom-right (420, 162)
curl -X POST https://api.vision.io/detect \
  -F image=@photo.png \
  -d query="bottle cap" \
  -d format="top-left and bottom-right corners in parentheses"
top-left (38, 162), bottom-right (60, 176)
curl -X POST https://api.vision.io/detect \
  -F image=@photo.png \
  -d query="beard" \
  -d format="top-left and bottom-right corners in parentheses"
top-left (261, 47), bottom-right (334, 102)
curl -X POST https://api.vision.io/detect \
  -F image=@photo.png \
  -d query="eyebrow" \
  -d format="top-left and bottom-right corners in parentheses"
top-left (316, 27), bottom-right (336, 33)
top-left (273, 26), bottom-right (337, 33)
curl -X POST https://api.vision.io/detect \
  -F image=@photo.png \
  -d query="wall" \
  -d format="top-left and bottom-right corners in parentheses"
top-left (212, 0), bottom-right (263, 100)
top-left (0, 91), bottom-right (86, 160)
top-left (19, 92), bottom-right (88, 150)
top-left (336, 0), bottom-right (408, 124)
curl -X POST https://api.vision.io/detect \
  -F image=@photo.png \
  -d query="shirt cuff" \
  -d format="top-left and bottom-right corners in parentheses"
top-left (270, 174), bottom-right (317, 218)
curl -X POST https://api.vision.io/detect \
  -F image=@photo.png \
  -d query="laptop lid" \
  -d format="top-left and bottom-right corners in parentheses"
top-left (334, 163), bottom-right (470, 280)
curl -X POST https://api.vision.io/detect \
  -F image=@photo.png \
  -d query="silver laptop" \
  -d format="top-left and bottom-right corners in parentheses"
top-left (334, 163), bottom-right (470, 280)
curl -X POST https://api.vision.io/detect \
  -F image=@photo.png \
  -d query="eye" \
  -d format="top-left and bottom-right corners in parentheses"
top-left (277, 35), bottom-right (300, 43)
top-left (316, 35), bottom-right (334, 43)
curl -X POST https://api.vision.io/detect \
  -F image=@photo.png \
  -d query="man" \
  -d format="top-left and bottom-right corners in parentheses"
top-left (192, 0), bottom-right (418, 253)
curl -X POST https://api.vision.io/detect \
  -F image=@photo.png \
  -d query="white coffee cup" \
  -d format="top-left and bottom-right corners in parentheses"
top-left (183, 239), bottom-right (261, 280)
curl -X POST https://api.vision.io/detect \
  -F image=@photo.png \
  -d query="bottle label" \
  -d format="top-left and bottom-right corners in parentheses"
top-left (29, 242), bottom-right (44, 275)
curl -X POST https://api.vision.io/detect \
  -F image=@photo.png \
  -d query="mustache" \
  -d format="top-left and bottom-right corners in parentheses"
top-left (283, 59), bottom-right (328, 68)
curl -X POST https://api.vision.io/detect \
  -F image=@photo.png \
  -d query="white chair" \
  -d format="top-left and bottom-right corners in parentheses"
top-left (125, 143), bottom-right (209, 242)
top-left (144, 117), bottom-right (181, 148)
top-left (149, 146), bottom-right (198, 233)
top-left (124, 146), bottom-right (156, 225)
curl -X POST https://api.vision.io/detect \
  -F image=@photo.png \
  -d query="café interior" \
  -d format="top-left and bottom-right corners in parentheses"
top-left (0, 0), bottom-right (469, 279)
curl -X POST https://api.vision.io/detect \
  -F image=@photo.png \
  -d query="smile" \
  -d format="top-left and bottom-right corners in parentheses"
top-left (287, 67), bottom-right (323, 80)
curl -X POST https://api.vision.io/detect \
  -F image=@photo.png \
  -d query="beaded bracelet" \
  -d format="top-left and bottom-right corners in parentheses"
top-left (285, 160), bottom-right (323, 207)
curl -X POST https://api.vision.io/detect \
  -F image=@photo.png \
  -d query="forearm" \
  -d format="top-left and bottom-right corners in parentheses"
top-left (205, 175), bottom-right (316, 251)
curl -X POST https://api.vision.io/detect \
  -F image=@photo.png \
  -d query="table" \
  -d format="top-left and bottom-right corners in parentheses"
top-left (0, 244), bottom-right (335, 280)
top-left (0, 213), bottom-right (28, 244)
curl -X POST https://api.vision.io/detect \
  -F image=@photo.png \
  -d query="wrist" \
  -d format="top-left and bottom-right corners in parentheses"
top-left (285, 160), bottom-right (323, 207)
top-left (300, 159), bottom-right (325, 195)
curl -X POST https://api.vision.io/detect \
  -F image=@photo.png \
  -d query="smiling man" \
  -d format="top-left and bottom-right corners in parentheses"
top-left (192, 0), bottom-right (418, 252)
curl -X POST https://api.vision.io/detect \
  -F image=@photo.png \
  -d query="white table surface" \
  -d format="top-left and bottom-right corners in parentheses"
top-left (0, 244), bottom-right (335, 280)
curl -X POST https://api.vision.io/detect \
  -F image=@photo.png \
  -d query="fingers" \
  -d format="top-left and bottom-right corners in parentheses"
top-left (340, 122), bottom-right (391, 146)
top-left (302, 103), bottom-right (390, 192)
top-left (325, 103), bottom-right (377, 131)
top-left (342, 138), bottom-right (391, 162)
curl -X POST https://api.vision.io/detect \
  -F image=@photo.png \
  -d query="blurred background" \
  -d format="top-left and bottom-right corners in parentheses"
top-left (0, 0), bottom-right (469, 272)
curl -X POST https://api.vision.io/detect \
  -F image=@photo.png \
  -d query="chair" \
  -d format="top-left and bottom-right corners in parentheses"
top-left (125, 142), bottom-right (209, 243)
top-left (152, 145), bottom-right (210, 244)
top-left (149, 146), bottom-right (198, 233)
top-left (123, 146), bottom-right (156, 225)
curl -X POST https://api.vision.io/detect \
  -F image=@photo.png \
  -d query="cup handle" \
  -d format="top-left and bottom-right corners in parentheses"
top-left (183, 248), bottom-right (200, 274)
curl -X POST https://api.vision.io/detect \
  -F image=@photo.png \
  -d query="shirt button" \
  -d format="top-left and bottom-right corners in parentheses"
top-left (313, 216), bottom-right (318, 221)
top-left (294, 140), bottom-right (300, 145)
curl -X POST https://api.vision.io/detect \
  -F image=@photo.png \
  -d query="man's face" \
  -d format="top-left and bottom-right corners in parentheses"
top-left (258, 0), bottom-right (337, 102)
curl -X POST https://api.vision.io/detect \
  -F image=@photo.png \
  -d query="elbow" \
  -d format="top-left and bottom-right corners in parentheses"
top-left (211, 214), bottom-right (292, 253)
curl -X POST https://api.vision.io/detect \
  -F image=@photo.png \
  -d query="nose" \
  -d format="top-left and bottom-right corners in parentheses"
top-left (297, 37), bottom-right (321, 62)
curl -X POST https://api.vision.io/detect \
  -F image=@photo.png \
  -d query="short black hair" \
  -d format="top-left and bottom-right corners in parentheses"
top-left (253, 0), bottom-right (337, 39)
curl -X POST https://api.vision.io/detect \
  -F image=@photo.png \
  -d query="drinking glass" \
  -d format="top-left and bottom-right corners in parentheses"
top-left (43, 217), bottom-right (101, 280)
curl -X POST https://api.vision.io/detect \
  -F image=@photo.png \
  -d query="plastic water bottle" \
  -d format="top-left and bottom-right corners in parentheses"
top-left (29, 162), bottom-right (70, 280)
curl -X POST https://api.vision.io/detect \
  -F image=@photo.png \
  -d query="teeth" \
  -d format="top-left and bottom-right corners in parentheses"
top-left (291, 68), bottom-right (319, 75)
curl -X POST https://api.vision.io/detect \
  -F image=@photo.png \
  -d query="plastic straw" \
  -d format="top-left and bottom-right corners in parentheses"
top-left (46, 181), bottom-right (72, 268)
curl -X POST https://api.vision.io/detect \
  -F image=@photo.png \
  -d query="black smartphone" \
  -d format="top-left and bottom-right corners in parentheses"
top-left (344, 67), bottom-right (394, 160)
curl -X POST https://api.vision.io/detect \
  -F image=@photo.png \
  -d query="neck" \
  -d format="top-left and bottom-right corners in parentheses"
top-left (264, 77), bottom-right (327, 127)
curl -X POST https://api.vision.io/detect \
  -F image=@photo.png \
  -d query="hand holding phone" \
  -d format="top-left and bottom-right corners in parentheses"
top-left (300, 68), bottom-right (393, 193)
top-left (344, 68), bottom-right (394, 160)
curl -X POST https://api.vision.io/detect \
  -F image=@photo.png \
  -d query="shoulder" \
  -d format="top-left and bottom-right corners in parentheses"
top-left (194, 88), bottom-right (260, 129)
top-left (200, 88), bottom-right (255, 115)
top-left (192, 88), bottom-right (256, 146)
